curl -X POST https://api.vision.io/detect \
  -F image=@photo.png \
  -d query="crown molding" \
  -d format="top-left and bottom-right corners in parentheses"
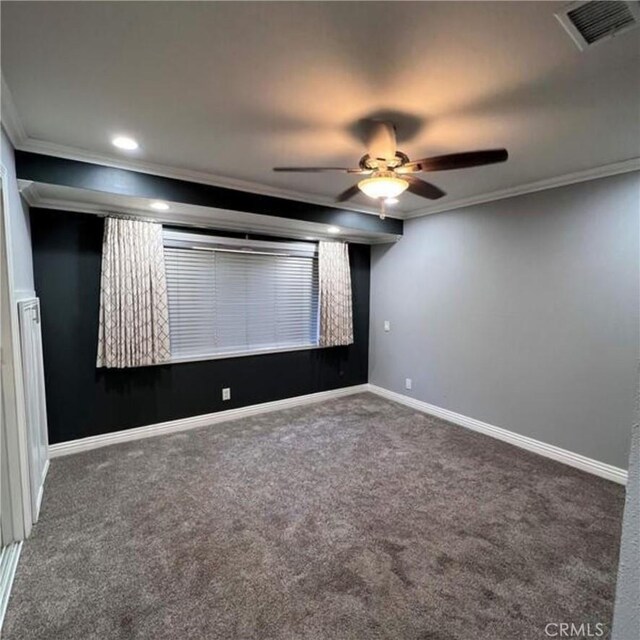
top-left (16, 180), bottom-right (40, 205)
top-left (15, 137), bottom-right (392, 218)
top-left (405, 157), bottom-right (640, 218)
top-left (1, 75), bottom-right (27, 147)
top-left (22, 187), bottom-right (398, 245)
top-left (21, 137), bottom-right (640, 222)
top-left (1, 76), bottom-right (385, 218)
top-left (3, 75), bottom-right (385, 218)
top-left (5, 76), bottom-right (638, 221)
top-left (1, 79), bottom-right (381, 217)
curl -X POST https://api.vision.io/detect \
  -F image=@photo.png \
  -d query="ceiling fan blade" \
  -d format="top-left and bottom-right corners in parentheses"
top-left (404, 149), bottom-right (508, 172)
top-left (273, 167), bottom-right (362, 173)
top-left (405, 176), bottom-right (446, 200)
top-left (336, 184), bottom-right (362, 202)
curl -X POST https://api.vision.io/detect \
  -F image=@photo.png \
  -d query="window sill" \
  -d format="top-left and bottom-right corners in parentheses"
top-left (167, 343), bottom-right (321, 365)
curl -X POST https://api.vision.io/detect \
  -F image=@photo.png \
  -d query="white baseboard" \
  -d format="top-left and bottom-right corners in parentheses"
top-left (367, 384), bottom-right (628, 485)
top-left (49, 384), bottom-right (369, 458)
top-left (0, 542), bottom-right (22, 633)
top-left (48, 382), bottom-right (628, 485)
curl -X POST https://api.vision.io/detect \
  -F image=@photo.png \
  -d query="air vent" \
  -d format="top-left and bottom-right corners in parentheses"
top-left (555, 1), bottom-right (640, 50)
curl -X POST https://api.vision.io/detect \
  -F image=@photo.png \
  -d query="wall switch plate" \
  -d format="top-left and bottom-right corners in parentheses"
top-left (222, 387), bottom-right (231, 401)
top-left (405, 378), bottom-right (412, 390)
top-left (384, 320), bottom-right (391, 332)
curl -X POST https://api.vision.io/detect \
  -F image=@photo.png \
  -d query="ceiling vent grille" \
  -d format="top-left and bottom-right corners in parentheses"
top-left (555, 1), bottom-right (640, 50)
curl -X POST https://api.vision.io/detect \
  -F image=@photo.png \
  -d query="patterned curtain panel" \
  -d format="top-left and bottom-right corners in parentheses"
top-left (96, 217), bottom-right (171, 368)
top-left (319, 241), bottom-right (354, 347)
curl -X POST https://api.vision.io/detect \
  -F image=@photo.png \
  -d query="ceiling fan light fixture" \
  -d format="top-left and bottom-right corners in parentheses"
top-left (358, 172), bottom-right (409, 200)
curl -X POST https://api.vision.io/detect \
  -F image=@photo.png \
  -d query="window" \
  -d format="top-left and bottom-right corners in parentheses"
top-left (164, 230), bottom-right (319, 361)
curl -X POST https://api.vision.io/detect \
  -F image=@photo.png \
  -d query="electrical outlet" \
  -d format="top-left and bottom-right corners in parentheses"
top-left (405, 378), bottom-right (412, 390)
top-left (222, 387), bottom-right (231, 401)
top-left (384, 320), bottom-right (391, 332)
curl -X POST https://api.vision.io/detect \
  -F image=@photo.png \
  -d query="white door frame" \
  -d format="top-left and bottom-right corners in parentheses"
top-left (0, 165), bottom-right (34, 544)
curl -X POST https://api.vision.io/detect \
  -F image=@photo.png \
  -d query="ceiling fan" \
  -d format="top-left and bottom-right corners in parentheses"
top-left (274, 121), bottom-right (508, 218)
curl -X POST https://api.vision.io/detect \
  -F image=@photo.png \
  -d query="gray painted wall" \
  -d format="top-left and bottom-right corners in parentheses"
top-left (370, 172), bottom-right (639, 469)
top-left (612, 422), bottom-right (639, 639)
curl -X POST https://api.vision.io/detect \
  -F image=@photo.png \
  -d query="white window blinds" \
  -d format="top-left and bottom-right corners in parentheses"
top-left (164, 231), bottom-right (319, 360)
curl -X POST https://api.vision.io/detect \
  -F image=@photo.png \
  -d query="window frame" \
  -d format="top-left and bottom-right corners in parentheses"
top-left (163, 230), bottom-right (320, 364)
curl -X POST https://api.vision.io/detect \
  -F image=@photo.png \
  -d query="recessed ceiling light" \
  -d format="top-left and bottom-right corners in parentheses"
top-left (327, 226), bottom-right (340, 234)
top-left (149, 201), bottom-right (169, 211)
top-left (111, 135), bottom-right (139, 151)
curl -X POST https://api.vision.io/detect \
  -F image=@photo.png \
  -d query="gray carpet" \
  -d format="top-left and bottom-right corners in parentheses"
top-left (4, 393), bottom-right (624, 640)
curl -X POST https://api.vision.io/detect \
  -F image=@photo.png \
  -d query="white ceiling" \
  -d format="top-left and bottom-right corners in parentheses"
top-left (2, 1), bottom-right (639, 216)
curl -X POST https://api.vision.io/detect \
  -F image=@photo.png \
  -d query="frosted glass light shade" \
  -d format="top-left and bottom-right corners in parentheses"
top-left (358, 173), bottom-right (409, 199)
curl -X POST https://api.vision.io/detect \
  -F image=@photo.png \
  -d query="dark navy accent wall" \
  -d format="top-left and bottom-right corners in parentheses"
top-left (31, 208), bottom-right (370, 444)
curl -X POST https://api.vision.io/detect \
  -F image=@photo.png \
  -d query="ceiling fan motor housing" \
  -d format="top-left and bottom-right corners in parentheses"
top-left (359, 151), bottom-right (410, 171)
top-left (366, 120), bottom-right (398, 164)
